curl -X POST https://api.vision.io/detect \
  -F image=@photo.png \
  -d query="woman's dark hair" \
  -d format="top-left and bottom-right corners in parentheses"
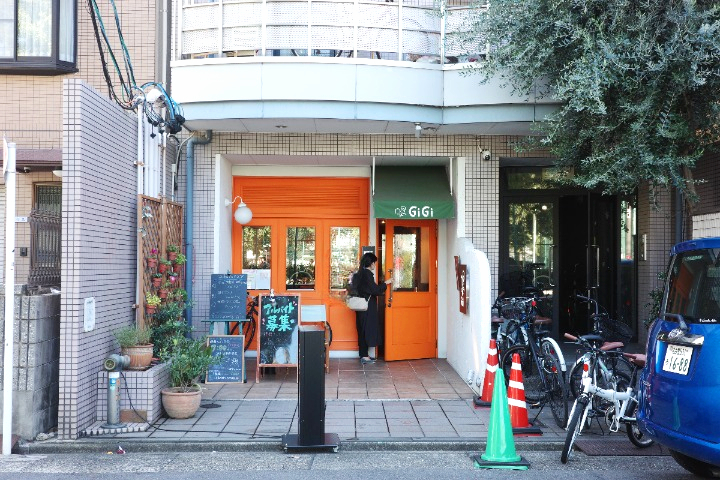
top-left (360, 252), bottom-right (378, 269)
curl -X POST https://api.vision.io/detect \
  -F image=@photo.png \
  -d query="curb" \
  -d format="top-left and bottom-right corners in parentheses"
top-left (14, 438), bottom-right (566, 455)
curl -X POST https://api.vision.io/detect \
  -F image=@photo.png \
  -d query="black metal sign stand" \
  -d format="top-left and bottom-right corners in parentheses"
top-left (282, 325), bottom-right (339, 452)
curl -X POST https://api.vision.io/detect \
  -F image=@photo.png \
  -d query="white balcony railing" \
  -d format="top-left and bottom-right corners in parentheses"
top-left (175, 0), bottom-right (487, 64)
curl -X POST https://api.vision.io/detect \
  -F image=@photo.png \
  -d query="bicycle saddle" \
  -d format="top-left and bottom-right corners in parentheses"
top-left (601, 341), bottom-right (625, 351)
top-left (534, 316), bottom-right (552, 325)
top-left (623, 352), bottom-right (647, 368)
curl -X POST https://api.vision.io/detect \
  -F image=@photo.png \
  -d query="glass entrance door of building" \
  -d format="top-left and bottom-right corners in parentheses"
top-left (500, 200), bottom-right (557, 323)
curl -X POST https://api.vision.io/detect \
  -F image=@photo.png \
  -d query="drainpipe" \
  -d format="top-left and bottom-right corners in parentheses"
top-left (185, 131), bottom-right (212, 332)
top-left (675, 187), bottom-right (684, 245)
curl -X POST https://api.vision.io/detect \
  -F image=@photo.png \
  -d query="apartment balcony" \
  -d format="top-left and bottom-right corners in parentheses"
top-left (171, 0), bottom-right (558, 134)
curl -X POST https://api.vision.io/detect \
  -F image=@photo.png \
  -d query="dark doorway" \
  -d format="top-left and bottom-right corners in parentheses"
top-left (500, 167), bottom-right (638, 341)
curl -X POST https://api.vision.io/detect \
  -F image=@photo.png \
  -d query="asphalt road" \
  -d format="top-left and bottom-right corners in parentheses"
top-left (0, 450), bottom-right (693, 479)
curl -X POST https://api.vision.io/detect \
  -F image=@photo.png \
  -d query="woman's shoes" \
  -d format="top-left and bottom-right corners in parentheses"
top-left (360, 357), bottom-right (375, 365)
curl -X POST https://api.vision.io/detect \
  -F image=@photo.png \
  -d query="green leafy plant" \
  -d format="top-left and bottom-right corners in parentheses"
top-left (154, 301), bottom-right (185, 324)
top-left (150, 318), bottom-right (191, 358)
top-left (145, 293), bottom-right (162, 307)
top-left (147, 248), bottom-right (158, 259)
top-left (151, 272), bottom-right (164, 279)
top-left (173, 253), bottom-right (186, 265)
top-left (159, 258), bottom-right (172, 267)
top-left (114, 325), bottom-right (153, 348)
top-left (171, 288), bottom-right (190, 305)
top-left (644, 271), bottom-right (668, 329)
top-left (160, 336), bottom-right (220, 391)
top-left (167, 245), bottom-right (181, 254)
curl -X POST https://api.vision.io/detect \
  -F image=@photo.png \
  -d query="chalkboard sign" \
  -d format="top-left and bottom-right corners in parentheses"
top-left (206, 335), bottom-right (245, 383)
top-left (256, 294), bottom-right (300, 382)
top-left (209, 274), bottom-right (247, 321)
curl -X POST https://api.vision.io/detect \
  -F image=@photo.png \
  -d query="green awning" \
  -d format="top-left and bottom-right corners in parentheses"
top-left (373, 166), bottom-right (455, 219)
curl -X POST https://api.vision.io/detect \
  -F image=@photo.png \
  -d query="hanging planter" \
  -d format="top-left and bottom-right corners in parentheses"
top-left (167, 245), bottom-right (180, 262)
top-left (146, 293), bottom-right (161, 315)
top-left (146, 248), bottom-right (159, 269)
top-left (158, 287), bottom-right (169, 299)
top-left (151, 274), bottom-right (163, 288)
top-left (168, 274), bottom-right (178, 284)
top-left (158, 259), bottom-right (171, 274)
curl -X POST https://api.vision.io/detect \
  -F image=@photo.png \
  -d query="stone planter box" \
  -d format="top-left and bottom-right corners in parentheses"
top-left (96, 362), bottom-right (169, 424)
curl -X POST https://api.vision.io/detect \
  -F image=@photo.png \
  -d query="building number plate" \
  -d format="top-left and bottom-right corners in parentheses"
top-left (662, 344), bottom-right (693, 375)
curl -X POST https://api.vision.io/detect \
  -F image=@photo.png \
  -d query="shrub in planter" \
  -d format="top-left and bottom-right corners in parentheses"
top-left (160, 335), bottom-right (221, 418)
top-left (113, 325), bottom-right (154, 370)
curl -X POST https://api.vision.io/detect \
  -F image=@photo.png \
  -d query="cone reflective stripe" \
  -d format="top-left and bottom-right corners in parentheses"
top-left (474, 339), bottom-right (499, 407)
top-left (472, 368), bottom-right (530, 470)
top-left (508, 352), bottom-right (542, 436)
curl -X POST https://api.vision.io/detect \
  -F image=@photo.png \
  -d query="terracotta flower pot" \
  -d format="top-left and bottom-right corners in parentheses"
top-left (152, 277), bottom-right (162, 288)
top-left (145, 305), bottom-right (157, 315)
top-left (121, 344), bottom-right (154, 370)
top-left (158, 288), bottom-right (168, 299)
top-left (158, 263), bottom-right (169, 274)
top-left (162, 386), bottom-right (202, 419)
top-left (167, 251), bottom-right (177, 262)
top-left (172, 264), bottom-right (183, 273)
top-left (146, 257), bottom-right (158, 269)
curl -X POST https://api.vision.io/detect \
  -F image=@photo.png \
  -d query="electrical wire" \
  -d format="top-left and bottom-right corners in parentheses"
top-left (87, 0), bottom-right (185, 132)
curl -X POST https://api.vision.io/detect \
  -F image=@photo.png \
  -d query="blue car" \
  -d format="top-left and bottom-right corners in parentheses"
top-left (637, 238), bottom-right (720, 477)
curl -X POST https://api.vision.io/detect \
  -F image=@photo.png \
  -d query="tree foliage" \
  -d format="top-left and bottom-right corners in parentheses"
top-left (460, 0), bottom-right (720, 196)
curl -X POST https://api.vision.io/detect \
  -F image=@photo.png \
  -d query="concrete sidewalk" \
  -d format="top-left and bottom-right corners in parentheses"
top-left (13, 356), bottom-right (638, 455)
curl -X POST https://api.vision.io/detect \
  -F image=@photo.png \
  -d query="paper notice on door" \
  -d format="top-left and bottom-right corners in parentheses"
top-left (244, 269), bottom-right (271, 289)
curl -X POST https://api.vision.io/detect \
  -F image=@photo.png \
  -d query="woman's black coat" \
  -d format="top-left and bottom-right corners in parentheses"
top-left (355, 267), bottom-right (387, 347)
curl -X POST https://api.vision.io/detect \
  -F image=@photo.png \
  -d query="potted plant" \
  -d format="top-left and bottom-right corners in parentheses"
top-left (158, 281), bottom-right (172, 300)
top-left (158, 258), bottom-right (172, 274)
top-left (146, 248), bottom-right (159, 269)
top-left (166, 245), bottom-right (180, 262)
top-left (172, 253), bottom-right (186, 273)
top-left (160, 335), bottom-right (220, 419)
top-left (145, 292), bottom-right (162, 315)
top-left (113, 325), bottom-right (154, 370)
top-left (168, 272), bottom-right (178, 284)
top-left (151, 272), bottom-right (163, 288)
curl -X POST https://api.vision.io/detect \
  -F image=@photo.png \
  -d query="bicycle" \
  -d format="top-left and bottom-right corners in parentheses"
top-left (560, 333), bottom-right (654, 464)
top-left (230, 294), bottom-right (258, 351)
top-left (499, 297), bottom-right (569, 428)
top-left (567, 295), bottom-right (634, 398)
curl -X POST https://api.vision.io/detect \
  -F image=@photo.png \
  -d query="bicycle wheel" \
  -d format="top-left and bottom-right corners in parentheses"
top-left (501, 345), bottom-right (544, 404)
top-left (626, 395), bottom-right (654, 448)
top-left (242, 319), bottom-right (256, 351)
top-left (542, 353), bottom-right (569, 428)
top-left (561, 395), bottom-right (590, 464)
top-left (569, 355), bottom-right (631, 399)
top-left (540, 338), bottom-right (566, 378)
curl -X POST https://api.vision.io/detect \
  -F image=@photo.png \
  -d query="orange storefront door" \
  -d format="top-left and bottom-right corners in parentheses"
top-left (382, 219), bottom-right (437, 361)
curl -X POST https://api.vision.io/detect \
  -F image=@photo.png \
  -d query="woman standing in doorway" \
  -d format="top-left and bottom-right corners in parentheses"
top-left (355, 252), bottom-right (392, 364)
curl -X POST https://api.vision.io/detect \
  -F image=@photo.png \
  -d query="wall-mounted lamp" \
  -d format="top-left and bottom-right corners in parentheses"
top-left (52, 169), bottom-right (63, 178)
top-left (225, 196), bottom-right (253, 224)
top-left (480, 149), bottom-right (491, 161)
top-left (415, 123), bottom-right (422, 139)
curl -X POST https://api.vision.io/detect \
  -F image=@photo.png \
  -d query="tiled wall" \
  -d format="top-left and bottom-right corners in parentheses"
top-left (636, 184), bottom-right (674, 345)
top-left (692, 212), bottom-right (720, 239)
top-left (59, 80), bottom-right (139, 440)
top-left (177, 133), bottom-right (548, 331)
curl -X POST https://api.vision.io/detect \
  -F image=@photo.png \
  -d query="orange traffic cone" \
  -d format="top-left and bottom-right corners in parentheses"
top-left (474, 339), bottom-right (499, 407)
top-left (508, 352), bottom-right (542, 435)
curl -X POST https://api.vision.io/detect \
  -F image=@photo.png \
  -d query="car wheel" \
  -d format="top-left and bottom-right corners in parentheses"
top-left (669, 449), bottom-right (720, 478)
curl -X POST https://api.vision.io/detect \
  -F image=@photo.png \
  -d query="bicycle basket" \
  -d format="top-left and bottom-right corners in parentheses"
top-left (598, 317), bottom-right (633, 343)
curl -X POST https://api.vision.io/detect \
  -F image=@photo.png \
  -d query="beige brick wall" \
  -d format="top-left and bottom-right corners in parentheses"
top-left (0, 0), bottom-right (160, 150)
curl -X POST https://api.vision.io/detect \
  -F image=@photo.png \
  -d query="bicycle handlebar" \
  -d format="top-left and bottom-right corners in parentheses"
top-left (574, 294), bottom-right (600, 315)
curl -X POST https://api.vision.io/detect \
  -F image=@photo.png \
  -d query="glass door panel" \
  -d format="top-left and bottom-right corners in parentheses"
top-left (285, 226), bottom-right (316, 290)
top-left (506, 202), bottom-right (555, 319)
top-left (330, 226), bottom-right (360, 290)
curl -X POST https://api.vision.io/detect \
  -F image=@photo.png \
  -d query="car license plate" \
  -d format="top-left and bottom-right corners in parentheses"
top-left (662, 344), bottom-right (693, 375)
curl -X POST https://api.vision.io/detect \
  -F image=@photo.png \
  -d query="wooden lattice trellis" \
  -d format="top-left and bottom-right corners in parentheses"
top-left (137, 195), bottom-right (184, 329)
